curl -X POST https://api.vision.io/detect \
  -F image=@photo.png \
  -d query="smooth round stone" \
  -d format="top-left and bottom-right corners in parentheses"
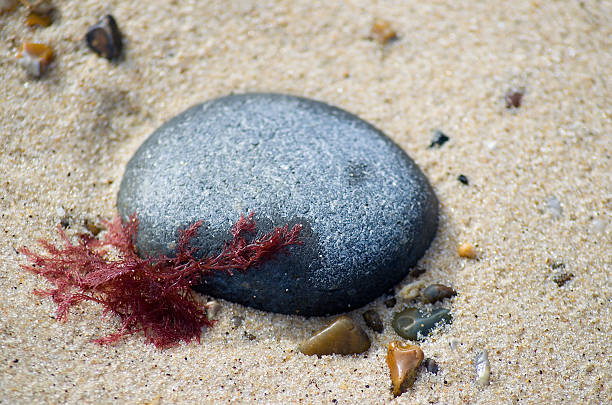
top-left (117, 93), bottom-right (439, 316)
top-left (298, 315), bottom-right (371, 356)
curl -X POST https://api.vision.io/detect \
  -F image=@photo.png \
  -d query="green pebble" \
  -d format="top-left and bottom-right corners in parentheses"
top-left (391, 307), bottom-right (452, 340)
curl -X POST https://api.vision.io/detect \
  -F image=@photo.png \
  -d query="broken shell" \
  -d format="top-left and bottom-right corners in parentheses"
top-left (17, 42), bottom-right (53, 77)
top-left (298, 315), bottom-right (371, 356)
top-left (475, 350), bottom-right (491, 387)
top-left (386, 341), bottom-right (424, 397)
top-left (206, 300), bottom-right (220, 318)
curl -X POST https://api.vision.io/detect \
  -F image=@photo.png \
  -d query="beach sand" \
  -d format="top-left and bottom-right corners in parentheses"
top-left (1, 1), bottom-right (610, 403)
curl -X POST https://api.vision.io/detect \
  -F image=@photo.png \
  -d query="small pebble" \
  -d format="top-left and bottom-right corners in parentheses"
top-left (429, 130), bottom-right (449, 148)
top-left (231, 316), bottom-right (243, 327)
top-left (422, 358), bottom-right (439, 374)
top-left (552, 272), bottom-right (574, 287)
top-left (244, 331), bottom-right (256, 341)
top-left (17, 42), bottom-right (53, 78)
top-left (457, 242), bottom-right (477, 259)
top-left (399, 280), bottom-right (425, 301)
top-left (408, 267), bottom-right (426, 278)
top-left (384, 297), bottom-right (397, 308)
top-left (546, 195), bottom-right (563, 219)
top-left (370, 18), bottom-right (397, 44)
top-left (84, 218), bottom-right (103, 236)
top-left (26, 12), bottom-right (52, 27)
top-left (505, 89), bottom-right (524, 109)
top-left (298, 316), bottom-right (371, 356)
top-left (421, 284), bottom-right (457, 304)
top-left (362, 309), bottom-right (383, 333)
top-left (475, 350), bottom-right (491, 386)
top-left (206, 300), bottom-right (220, 318)
top-left (392, 307), bottom-right (452, 340)
top-left (85, 14), bottom-right (123, 60)
top-left (457, 174), bottom-right (469, 185)
top-left (386, 341), bottom-right (424, 397)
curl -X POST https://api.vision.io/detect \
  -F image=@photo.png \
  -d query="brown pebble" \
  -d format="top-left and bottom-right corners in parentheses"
top-left (384, 297), bottom-right (397, 308)
top-left (85, 14), bottom-right (123, 60)
top-left (370, 18), bottom-right (397, 44)
top-left (298, 315), bottom-right (371, 356)
top-left (421, 284), bottom-right (457, 304)
top-left (26, 12), bottom-right (52, 27)
top-left (386, 341), bottom-right (424, 397)
top-left (17, 42), bottom-right (53, 77)
top-left (457, 242), bottom-right (477, 259)
top-left (362, 309), bottom-right (384, 333)
top-left (408, 267), bottom-right (426, 278)
top-left (244, 331), bottom-right (256, 341)
top-left (505, 89), bottom-right (524, 109)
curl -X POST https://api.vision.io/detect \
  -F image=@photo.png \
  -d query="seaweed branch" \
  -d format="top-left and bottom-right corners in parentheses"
top-left (20, 213), bottom-right (302, 348)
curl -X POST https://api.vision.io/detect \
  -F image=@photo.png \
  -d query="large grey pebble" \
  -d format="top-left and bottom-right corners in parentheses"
top-left (117, 93), bottom-right (438, 316)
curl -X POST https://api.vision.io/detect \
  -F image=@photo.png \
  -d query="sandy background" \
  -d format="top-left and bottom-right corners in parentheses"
top-left (1, 0), bottom-right (610, 403)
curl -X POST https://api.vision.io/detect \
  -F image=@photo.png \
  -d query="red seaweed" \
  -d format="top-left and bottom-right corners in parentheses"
top-left (20, 213), bottom-right (302, 349)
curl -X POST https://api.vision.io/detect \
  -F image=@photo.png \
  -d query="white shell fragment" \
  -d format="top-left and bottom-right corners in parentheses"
top-left (475, 350), bottom-right (491, 387)
top-left (546, 195), bottom-right (562, 219)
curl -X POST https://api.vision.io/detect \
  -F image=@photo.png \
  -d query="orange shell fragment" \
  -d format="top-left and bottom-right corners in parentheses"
top-left (17, 42), bottom-right (53, 77)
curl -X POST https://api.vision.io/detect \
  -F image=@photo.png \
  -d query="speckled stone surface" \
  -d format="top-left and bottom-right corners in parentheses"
top-left (117, 93), bottom-right (438, 316)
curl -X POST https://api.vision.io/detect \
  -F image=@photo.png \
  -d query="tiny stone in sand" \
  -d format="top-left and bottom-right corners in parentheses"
top-left (421, 284), bottom-right (457, 304)
top-left (458, 242), bottom-right (477, 259)
top-left (362, 309), bottom-right (384, 333)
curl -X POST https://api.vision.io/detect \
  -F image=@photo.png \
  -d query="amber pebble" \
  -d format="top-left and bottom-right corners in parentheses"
top-left (457, 242), bottom-right (477, 259)
top-left (386, 341), bottom-right (424, 397)
top-left (85, 14), bottom-right (123, 60)
top-left (26, 12), bottom-right (52, 27)
top-left (298, 315), bottom-right (371, 356)
top-left (370, 18), bottom-right (397, 44)
top-left (17, 42), bottom-right (53, 77)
